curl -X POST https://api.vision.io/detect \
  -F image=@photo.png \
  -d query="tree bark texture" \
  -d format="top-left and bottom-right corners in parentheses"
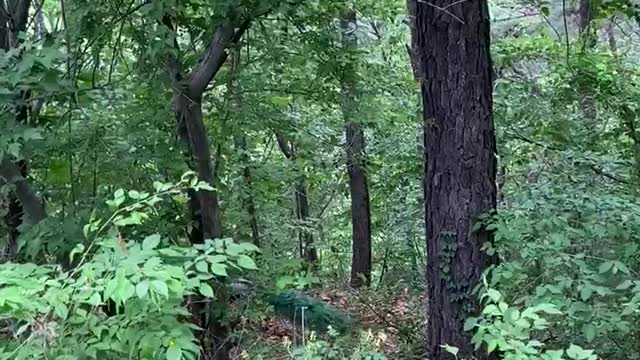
top-left (173, 90), bottom-right (224, 243)
top-left (340, 10), bottom-right (372, 288)
top-left (412, 1), bottom-right (497, 359)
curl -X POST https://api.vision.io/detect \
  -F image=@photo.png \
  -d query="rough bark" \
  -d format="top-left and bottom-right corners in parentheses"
top-left (276, 133), bottom-right (319, 265)
top-left (340, 10), bottom-right (372, 288)
top-left (412, 1), bottom-right (497, 359)
top-left (173, 90), bottom-right (224, 242)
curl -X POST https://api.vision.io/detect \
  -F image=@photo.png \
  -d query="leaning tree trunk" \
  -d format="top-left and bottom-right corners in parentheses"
top-left (340, 10), bottom-right (372, 288)
top-left (412, 1), bottom-right (497, 359)
top-left (163, 15), bottom-right (251, 360)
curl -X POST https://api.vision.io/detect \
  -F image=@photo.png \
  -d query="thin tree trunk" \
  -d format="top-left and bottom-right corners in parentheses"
top-left (412, 1), bottom-right (497, 359)
top-left (276, 133), bottom-right (319, 265)
top-left (228, 50), bottom-right (260, 246)
top-left (236, 135), bottom-right (260, 245)
top-left (578, 0), bottom-right (594, 44)
top-left (340, 10), bottom-right (372, 288)
top-left (294, 180), bottom-right (317, 264)
top-left (578, 0), bottom-right (597, 121)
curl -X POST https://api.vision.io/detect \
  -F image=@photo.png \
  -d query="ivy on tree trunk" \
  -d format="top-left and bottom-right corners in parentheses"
top-left (412, 0), bottom-right (497, 358)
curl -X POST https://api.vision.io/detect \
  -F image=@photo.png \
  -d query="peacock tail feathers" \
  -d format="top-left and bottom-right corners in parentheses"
top-left (270, 290), bottom-right (352, 334)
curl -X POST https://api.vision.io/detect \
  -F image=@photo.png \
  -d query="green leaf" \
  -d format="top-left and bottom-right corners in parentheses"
top-left (580, 286), bottom-right (593, 301)
top-left (210, 263), bottom-right (228, 277)
top-left (151, 280), bottom-right (169, 298)
top-left (166, 345), bottom-right (182, 360)
top-left (237, 242), bottom-right (260, 253)
top-left (207, 254), bottom-right (227, 263)
top-left (540, 6), bottom-right (550, 16)
top-left (486, 288), bottom-right (502, 302)
top-left (236, 255), bottom-right (258, 270)
top-left (440, 344), bottom-right (458, 357)
top-left (270, 95), bottom-right (292, 107)
top-left (483, 304), bottom-right (501, 316)
top-left (463, 317), bottom-right (477, 331)
top-left (87, 293), bottom-right (102, 306)
top-left (567, 344), bottom-right (594, 360)
top-left (136, 281), bottom-right (150, 299)
top-left (598, 261), bottom-right (613, 274)
top-left (69, 243), bottom-right (85, 264)
top-left (199, 283), bottom-right (214, 297)
top-left (535, 303), bottom-right (562, 315)
top-left (117, 280), bottom-right (135, 303)
top-left (195, 261), bottom-right (208, 273)
top-left (143, 234), bottom-right (161, 250)
top-left (582, 323), bottom-right (596, 342)
top-left (544, 350), bottom-right (564, 360)
top-left (487, 337), bottom-right (498, 353)
top-left (616, 280), bottom-right (633, 290)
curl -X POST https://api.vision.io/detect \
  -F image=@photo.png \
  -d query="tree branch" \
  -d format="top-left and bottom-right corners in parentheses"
top-left (275, 133), bottom-right (294, 160)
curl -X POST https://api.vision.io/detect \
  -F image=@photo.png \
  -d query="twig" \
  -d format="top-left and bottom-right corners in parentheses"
top-left (416, 0), bottom-right (465, 24)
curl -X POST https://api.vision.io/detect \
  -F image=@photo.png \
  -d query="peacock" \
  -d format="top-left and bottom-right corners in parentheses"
top-left (269, 290), bottom-right (352, 334)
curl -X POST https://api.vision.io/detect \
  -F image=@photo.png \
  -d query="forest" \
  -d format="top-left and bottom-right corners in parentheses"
top-left (1, 0), bottom-right (640, 359)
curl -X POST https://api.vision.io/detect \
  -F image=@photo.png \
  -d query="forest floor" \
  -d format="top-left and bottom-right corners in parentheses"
top-left (232, 287), bottom-right (426, 359)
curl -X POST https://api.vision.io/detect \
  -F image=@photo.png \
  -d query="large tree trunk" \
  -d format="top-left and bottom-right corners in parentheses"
top-left (340, 10), bottom-right (372, 288)
top-left (412, 1), bottom-right (497, 359)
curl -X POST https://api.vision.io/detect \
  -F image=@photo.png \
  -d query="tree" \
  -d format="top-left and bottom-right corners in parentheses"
top-left (340, 10), bottom-right (372, 288)
top-left (578, 0), bottom-right (597, 121)
top-left (276, 132), bottom-right (319, 265)
top-left (0, 0), bottom-right (46, 259)
top-left (161, 9), bottom-right (254, 360)
top-left (229, 48), bottom-right (260, 246)
top-left (411, 1), bottom-right (497, 358)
